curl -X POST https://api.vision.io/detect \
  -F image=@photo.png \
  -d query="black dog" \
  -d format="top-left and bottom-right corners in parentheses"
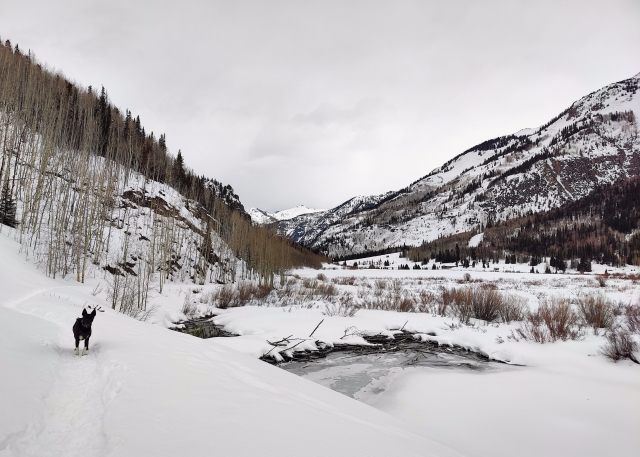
top-left (73, 307), bottom-right (98, 356)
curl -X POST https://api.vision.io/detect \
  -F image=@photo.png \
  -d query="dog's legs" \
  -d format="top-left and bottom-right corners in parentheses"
top-left (75, 337), bottom-right (80, 355)
top-left (82, 337), bottom-right (89, 356)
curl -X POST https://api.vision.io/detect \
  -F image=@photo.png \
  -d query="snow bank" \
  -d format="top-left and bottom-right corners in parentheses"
top-left (0, 231), bottom-right (462, 457)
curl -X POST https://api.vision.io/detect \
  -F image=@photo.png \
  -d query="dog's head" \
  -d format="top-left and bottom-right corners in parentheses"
top-left (81, 308), bottom-right (97, 327)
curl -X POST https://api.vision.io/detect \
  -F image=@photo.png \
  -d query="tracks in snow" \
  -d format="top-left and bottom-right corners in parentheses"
top-left (1, 288), bottom-right (124, 457)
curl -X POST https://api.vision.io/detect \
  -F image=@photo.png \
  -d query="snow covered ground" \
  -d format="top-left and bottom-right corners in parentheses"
top-left (2, 228), bottom-right (638, 457)
top-left (205, 261), bottom-right (640, 457)
top-left (0, 230), bottom-right (462, 457)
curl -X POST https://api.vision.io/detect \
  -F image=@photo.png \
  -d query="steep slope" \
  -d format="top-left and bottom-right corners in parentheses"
top-left (286, 72), bottom-right (640, 258)
top-left (0, 38), bottom-right (326, 302)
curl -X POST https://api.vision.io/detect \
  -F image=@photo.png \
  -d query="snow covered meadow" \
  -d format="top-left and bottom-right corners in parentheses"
top-left (171, 253), bottom-right (639, 457)
top-left (2, 231), bottom-right (639, 457)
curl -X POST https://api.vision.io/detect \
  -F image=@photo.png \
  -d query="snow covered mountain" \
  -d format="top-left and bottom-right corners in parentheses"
top-left (249, 205), bottom-right (326, 224)
top-left (248, 207), bottom-right (278, 224)
top-left (283, 72), bottom-right (640, 258)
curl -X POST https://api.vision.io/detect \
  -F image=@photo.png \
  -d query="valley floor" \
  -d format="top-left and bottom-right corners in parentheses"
top-left (208, 257), bottom-right (640, 457)
top-left (1, 231), bottom-right (638, 457)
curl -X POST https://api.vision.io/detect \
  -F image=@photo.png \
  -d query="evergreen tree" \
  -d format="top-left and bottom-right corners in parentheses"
top-left (173, 150), bottom-right (186, 187)
top-left (0, 179), bottom-right (17, 227)
top-left (578, 258), bottom-right (592, 273)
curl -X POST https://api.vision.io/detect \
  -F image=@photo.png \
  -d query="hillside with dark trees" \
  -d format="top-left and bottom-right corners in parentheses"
top-left (408, 176), bottom-right (640, 270)
top-left (0, 37), bottom-right (327, 295)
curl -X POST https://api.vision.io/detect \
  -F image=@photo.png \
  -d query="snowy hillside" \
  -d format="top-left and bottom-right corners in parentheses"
top-left (282, 72), bottom-right (640, 257)
top-left (0, 231), bottom-right (462, 457)
top-left (249, 205), bottom-right (326, 224)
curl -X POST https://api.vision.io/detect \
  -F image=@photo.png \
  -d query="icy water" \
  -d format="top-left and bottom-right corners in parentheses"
top-left (173, 316), bottom-right (505, 404)
top-left (280, 349), bottom-right (502, 404)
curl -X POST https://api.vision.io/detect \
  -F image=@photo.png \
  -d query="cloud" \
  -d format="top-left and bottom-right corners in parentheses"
top-left (1, 0), bottom-right (639, 212)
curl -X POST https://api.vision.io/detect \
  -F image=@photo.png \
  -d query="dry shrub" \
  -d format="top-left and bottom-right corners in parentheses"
top-left (472, 288), bottom-right (505, 322)
top-left (499, 296), bottom-right (528, 323)
top-left (356, 286), bottom-right (369, 300)
top-left (445, 288), bottom-right (474, 322)
top-left (599, 330), bottom-right (639, 363)
top-left (302, 278), bottom-right (318, 289)
top-left (359, 290), bottom-right (415, 313)
top-left (254, 284), bottom-right (272, 299)
top-left (235, 282), bottom-right (255, 306)
top-left (595, 275), bottom-right (607, 288)
top-left (315, 283), bottom-right (338, 300)
top-left (332, 276), bottom-right (356, 286)
top-left (538, 298), bottom-right (582, 341)
top-left (417, 289), bottom-right (437, 313)
top-left (374, 279), bottom-right (388, 291)
top-left (181, 293), bottom-right (199, 318)
top-left (517, 298), bottom-right (583, 343)
top-left (434, 286), bottom-right (452, 316)
top-left (612, 301), bottom-right (626, 316)
top-left (515, 320), bottom-right (550, 343)
top-left (323, 293), bottom-right (359, 317)
top-left (624, 304), bottom-right (640, 333)
top-left (577, 294), bottom-right (614, 334)
top-left (206, 282), bottom-right (275, 308)
top-left (391, 278), bottom-right (403, 293)
top-left (316, 273), bottom-right (327, 281)
top-left (213, 284), bottom-right (235, 309)
top-left (277, 281), bottom-right (297, 299)
top-left (391, 293), bottom-right (415, 312)
top-left (445, 287), bottom-right (513, 323)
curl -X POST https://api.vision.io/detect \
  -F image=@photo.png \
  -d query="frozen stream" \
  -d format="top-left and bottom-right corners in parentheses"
top-left (172, 317), bottom-right (511, 404)
top-left (280, 349), bottom-right (506, 404)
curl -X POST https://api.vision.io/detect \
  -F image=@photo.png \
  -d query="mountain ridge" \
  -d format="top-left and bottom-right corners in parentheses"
top-left (249, 205), bottom-right (327, 224)
top-left (274, 72), bottom-right (640, 258)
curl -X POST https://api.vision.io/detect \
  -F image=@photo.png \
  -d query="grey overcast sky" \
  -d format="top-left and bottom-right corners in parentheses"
top-left (1, 1), bottom-right (639, 212)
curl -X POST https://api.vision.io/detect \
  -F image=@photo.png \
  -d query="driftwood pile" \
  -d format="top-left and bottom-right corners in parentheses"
top-left (170, 315), bottom-right (237, 339)
top-left (171, 316), bottom-right (495, 366)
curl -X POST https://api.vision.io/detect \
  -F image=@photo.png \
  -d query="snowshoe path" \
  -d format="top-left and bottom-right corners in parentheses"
top-left (1, 288), bottom-right (123, 457)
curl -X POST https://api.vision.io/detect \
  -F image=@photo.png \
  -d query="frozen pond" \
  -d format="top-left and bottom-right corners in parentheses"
top-left (280, 348), bottom-right (505, 404)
